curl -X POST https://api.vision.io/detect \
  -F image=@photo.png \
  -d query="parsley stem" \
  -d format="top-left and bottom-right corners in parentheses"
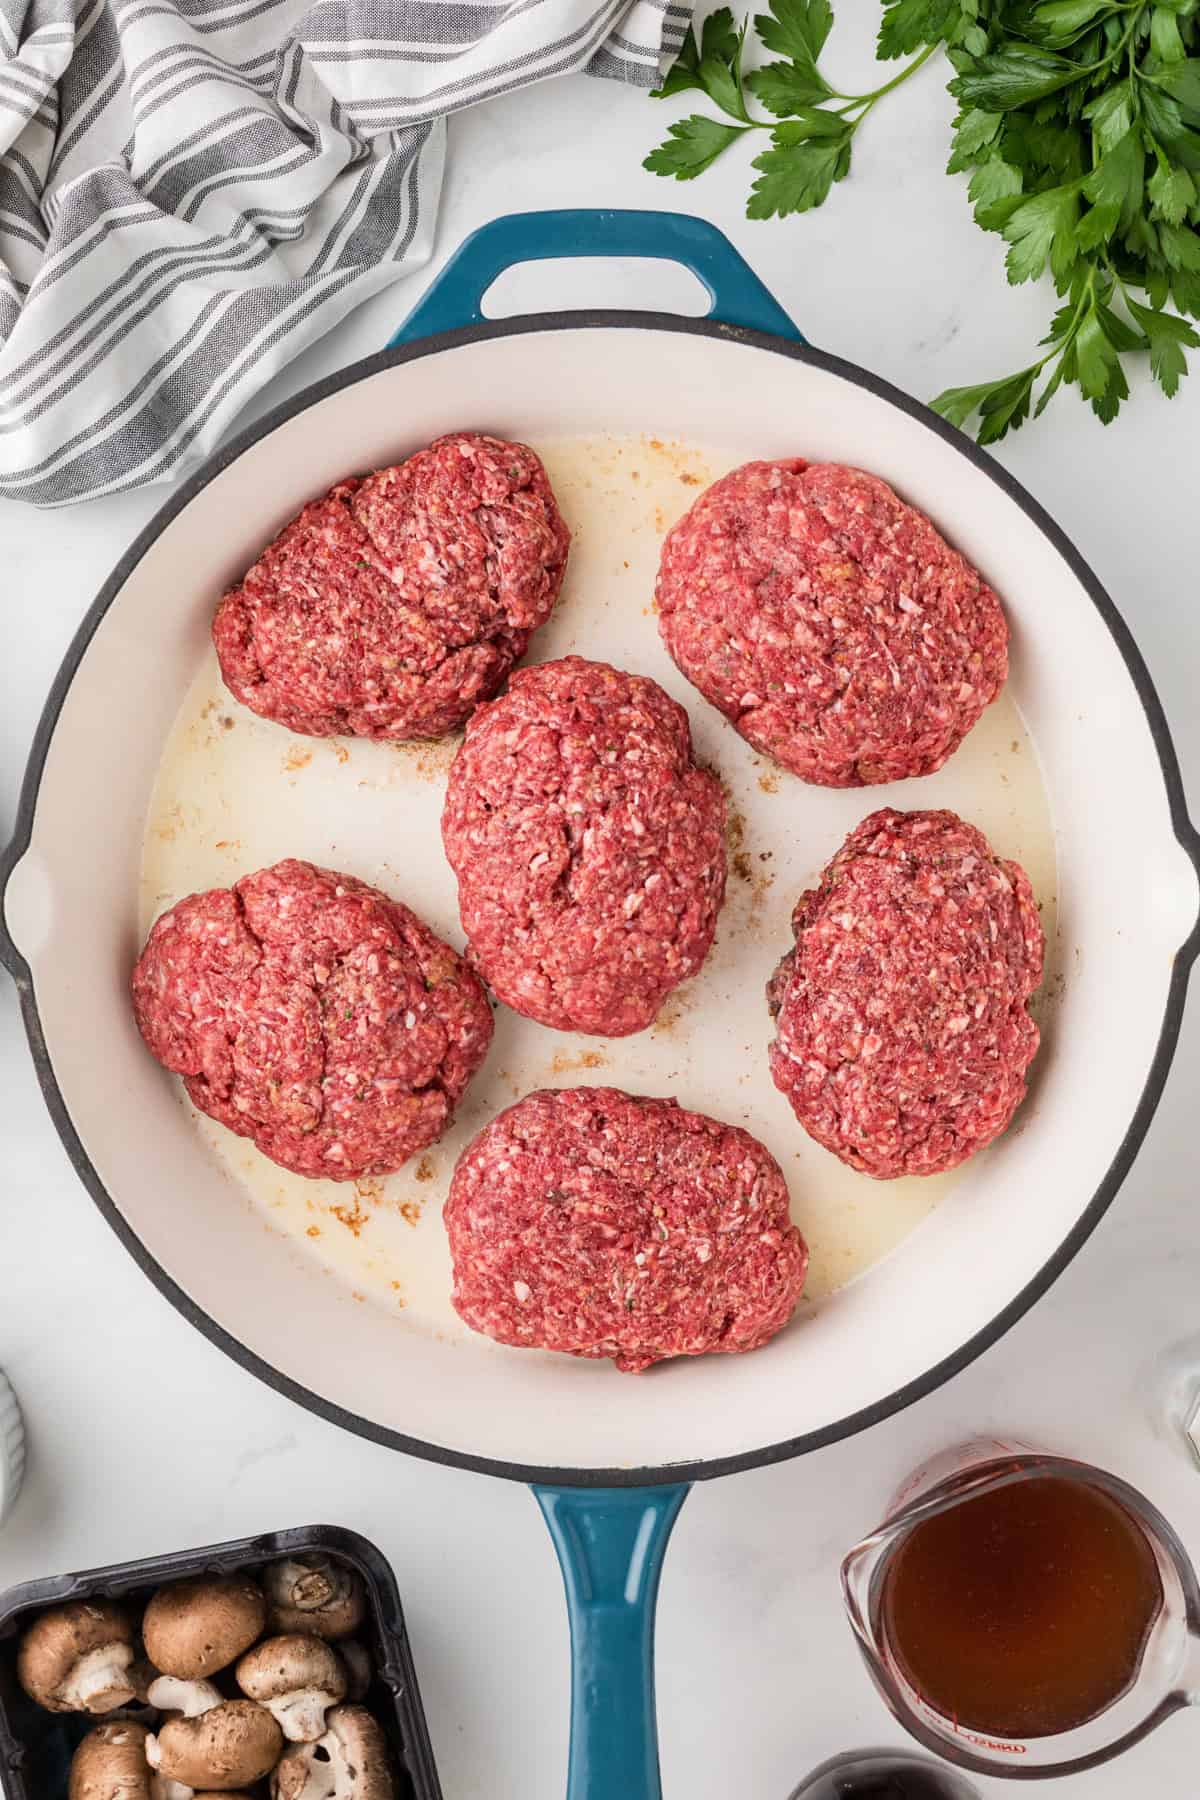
top-left (832, 42), bottom-right (939, 112)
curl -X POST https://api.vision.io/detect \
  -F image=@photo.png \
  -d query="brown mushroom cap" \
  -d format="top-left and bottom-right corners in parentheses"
top-left (273, 1704), bottom-right (394, 1800)
top-left (149, 1699), bottom-right (283, 1788)
top-left (264, 1559), bottom-right (365, 1640)
top-left (143, 1577), bottom-right (267, 1680)
top-left (235, 1635), bottom-right (347, 1741)
top-left (68, 1721), bottom-right (151, 1799)
top-left (18, 1602), bottom-right (136, 1714)
top-left (329, 1707), bottom-right (394, 1797)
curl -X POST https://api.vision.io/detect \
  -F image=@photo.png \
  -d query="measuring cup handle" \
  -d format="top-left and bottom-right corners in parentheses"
top-left (534, 1483), bottom-right (689, 1800)
top-left (387, 209), bottom-right (804, 346)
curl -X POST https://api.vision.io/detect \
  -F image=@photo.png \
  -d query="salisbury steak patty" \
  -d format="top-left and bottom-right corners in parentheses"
top-left (768, 809), bottom-right (1043, 1179)
top-left (132, 859), bottom-right (492, 1179)
top-left (213, 433), bottom-right (570, 741)
top-left (442, 656), bottom-right (726, 1036)
top-left (445, 1087), bottom-right (808, 1371)
top-left (656, 459), bottom-right (1007, 786)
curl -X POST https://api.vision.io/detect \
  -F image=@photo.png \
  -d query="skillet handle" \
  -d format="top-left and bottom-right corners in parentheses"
top-left (389, 210), bottom-right (803, 345)
top-left (534, 1483), bottom-right (689, 1800)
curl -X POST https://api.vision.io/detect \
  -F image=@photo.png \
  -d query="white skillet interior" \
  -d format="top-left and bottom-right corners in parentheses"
top-left (7, 325), bottom-right (1198, 1476)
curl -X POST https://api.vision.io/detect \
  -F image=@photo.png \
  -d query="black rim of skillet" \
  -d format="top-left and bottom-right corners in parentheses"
top-left (3, 312), bottom-right (1199, 1489)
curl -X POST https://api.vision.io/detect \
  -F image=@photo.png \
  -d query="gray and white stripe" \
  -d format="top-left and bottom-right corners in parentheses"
top-left (0, 1370), bottom-right (24, 1526)
top-left (0, 0), bottom-right (684, 507)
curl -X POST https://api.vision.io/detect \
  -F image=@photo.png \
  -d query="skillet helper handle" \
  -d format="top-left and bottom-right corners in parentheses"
top-left (534, 1483), bottom-right (690, 1800)
top-left (388, 209), bottom-right (804, 345)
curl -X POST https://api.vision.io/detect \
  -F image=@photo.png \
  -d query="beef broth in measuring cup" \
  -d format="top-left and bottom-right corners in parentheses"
top-left (879, 1474), bottom-right (1163, 1738)
top-left (841, 1442), bottom-right (1200, 1779)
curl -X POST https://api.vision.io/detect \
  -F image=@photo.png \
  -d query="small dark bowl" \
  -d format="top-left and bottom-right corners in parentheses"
top-left (0, 1522), bottom-right (442, 1800)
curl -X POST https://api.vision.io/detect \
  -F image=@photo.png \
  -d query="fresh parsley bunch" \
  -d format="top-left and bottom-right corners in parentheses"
top-left (646, 0), bottom-right (1200, 439)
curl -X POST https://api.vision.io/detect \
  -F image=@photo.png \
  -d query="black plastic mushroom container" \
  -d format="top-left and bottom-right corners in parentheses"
top-left (0, 1523), bottom-right (442, 1799)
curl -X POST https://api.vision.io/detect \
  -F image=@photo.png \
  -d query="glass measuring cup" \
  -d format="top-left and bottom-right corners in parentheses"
top-left (841, 1440), bottom-right (1200, 1779)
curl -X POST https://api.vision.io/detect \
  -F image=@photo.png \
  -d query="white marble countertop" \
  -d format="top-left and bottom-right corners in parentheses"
top-left (3, 13), bottom-right (1200, 1796)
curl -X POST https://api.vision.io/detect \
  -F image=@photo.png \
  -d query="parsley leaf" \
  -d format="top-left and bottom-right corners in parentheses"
top-left (700, 48), bottom-right (751, 123)
top-left (1159, 219), bottom-right (1200, 269)
top-left (645, 8), bottom-right (753, 176)
top-left (946, 106), bottom-right (1002, 172)
top-left (1094, 301), bottom-right (1144, 354)
top-left (932, 366), bottom-right (1038, 443)
top-left (752, 0), bottom-right (834, 104)
top-left (701, 6), bottom-right (742, 64)
top-left (1148, 159), bottom-right (1196, 225)
top-left (968, 156), bottom-right (1025, 226)
top-left (1091, 354), bottom-right (1129, 423)
top-left (745, 60), bottom-right (832, 114)
top-left (1153, 59), bottom-right (1200, 115)
top-left (1151, 6), bottom-right (1187, 68)
top-left (1082, 86), bottom-right (1133, 156)
top-left (643, 115), bottom-right (750, 179)
top-left (878, 0), bottom-right (958, 61)
top-left (753, 0), bottom-right (833, 63)
top-left (1002, 114), bottom-right (1086, 180)
top-left (1126, 296), bottom-right (1200, 396)
top-left (1033, 357), bottom-right (1068, 416)
top-left (1003, 185), bottom-right (1081, 283)
top-left (1026, 0), bottom-right (1121, 48)
top-left (651, 23), bottom-right (703, 99)
top-left (748, 130), bottom-right (850, 218)
top-left (1141, 84), bottom-right (1188, 150)
top-left (1076, 131), bottom-right (1144, 249)
top-left (952, 47), bottom-right (1084, 111)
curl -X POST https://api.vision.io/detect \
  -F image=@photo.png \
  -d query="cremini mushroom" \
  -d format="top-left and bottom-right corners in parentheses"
top-left (18, 1601), bottom-right (138, 1714)
top-left (69, 1727), bottom-right (237, 1800)
top-left (264, 1559), bottom-right (365, 1641)
top-left (236, 1634), bottom-right (347, 1742)
top-left (68, 1721), bottom-right (152, 1798)
top-left (146, 1674), bottom-right (224, 1718)
top-left (151, 1791), bottom-right (254, 1800)
top-left (271, 1704), bottom-right (395, 1800)
top-left (143, 1576), bottom-right (267, 1679)
top-left (339, 1641), bottom-right (371, 1704)
top-left (148, 1787), bottom-right (253, 1800)
top-left (146, 1698), bottom-right (282, 1790)
top-left (152, 1791), bottom-right (253, 1800)
top-left (149, 1780), bottom-right (198, 1800)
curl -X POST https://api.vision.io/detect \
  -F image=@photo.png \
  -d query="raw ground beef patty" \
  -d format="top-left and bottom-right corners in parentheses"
top-left (768, 810), bottom-right (1044, 1179)
top-left (212, 432), bottom-right (570, 741)
top-left (442, 656), bottom-right (726, 1036)
top-left (445, 1087), bottom-right (809, 1371)
top-left (132, 859), bottom-right (493, 1179)
top-left (656, 459), bottom-right (1007, 786)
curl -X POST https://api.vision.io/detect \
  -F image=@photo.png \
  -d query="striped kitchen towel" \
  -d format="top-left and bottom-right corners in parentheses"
top-left (0, 0), bottom-right (690, 508)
